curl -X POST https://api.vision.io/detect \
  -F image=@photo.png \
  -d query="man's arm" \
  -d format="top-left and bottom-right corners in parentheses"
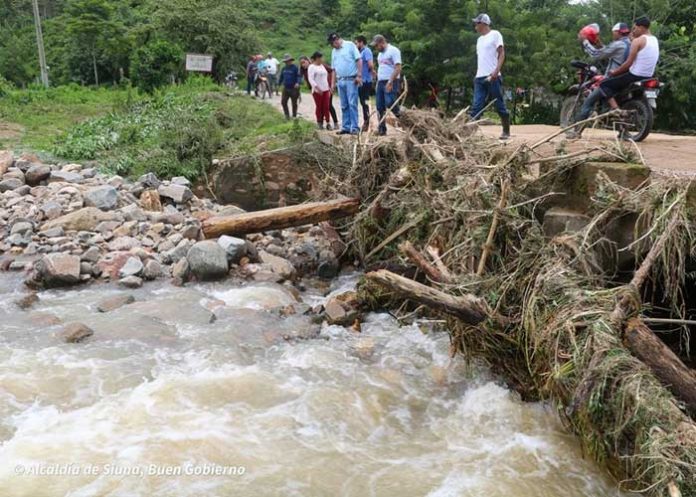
top-left (352, 44), bottom-right (362, 85)
top-left (609, 37), bottom-right (645, 76)
top-left (490, 45), bottom-right (505, 80)
top-left (582, 39), bottom-right (619, 62)
top-left (386, 48), bottom-right (402, 91)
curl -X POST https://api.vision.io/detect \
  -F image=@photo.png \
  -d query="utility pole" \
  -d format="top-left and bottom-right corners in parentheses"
top-left (31, 0), bottom-right (49, 88)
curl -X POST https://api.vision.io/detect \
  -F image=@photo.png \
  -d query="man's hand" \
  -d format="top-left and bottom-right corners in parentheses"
top-left (355, 76), bottom-right (362, 86)
top-left (608, 70), bottom-right (616, 77)
top-left (489, 71), bottom-right (500, 81)
top-left (386, 81), bottom-right (393, 92)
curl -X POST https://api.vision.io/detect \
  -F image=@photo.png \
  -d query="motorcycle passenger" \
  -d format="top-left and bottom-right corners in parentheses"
top-left (600, 16), bottom-right (659, 115)
top-left (568, 22), bottom-right (632, 138)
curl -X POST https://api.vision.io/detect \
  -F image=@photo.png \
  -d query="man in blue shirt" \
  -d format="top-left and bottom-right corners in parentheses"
top-left (355, 35), bottom-right (375, 132)
top-left (328, 32), bottom-right (362, 135)
top-left (278, 54), bottom-right (302, 119)
top-left (372, 34), bottom-right (402, 136)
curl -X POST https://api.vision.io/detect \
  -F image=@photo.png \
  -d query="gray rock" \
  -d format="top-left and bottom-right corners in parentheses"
top-left (35, 254), bottom-right (81, 287)
top-left (258, 250), bottom-right (296, 280)
top-left (107, 175), bottom-right (124, 188)
top-left (171, 258), bottom-right (190, 283)
top-left (14, 185), bottom-right (31, 196)
top-left (186, 241), bottom-right (228, 281)
top-left (137, 172), bottom-right (161, 189)
top-left (25, 164), bottom-right (51, 186)
top-left (97, 294), bottom-right (135, 313)
top-left (48, 171), bottom-right (83, 184)
top-left (142, 259), bottom-right (163, 280)
top-left (40, 201), bottom-right (63, 220)
top-left (108, 236), bottom-right (140, 252)
top-left (171, 176), bottom-right (191, 187)
top-left (81, 246), bottom-right (101, 263)
top-left (180, 223), bottom-right (200, 240)
top-left (10, 221), bottom-right (33, 237)
top-left (158, 184), bottom-right (193, 204)
top-left (121, 203), bottom-right (146, 221)
top-left (41, 226), bottom-right (64, 238)
top-left (118, 275), bottom-right (143, 288)
top-left (161, 239), bottom-right (192, 264)
top-left (317, 250), bottom-right (340, 279)
top-left (80, 262), bottom-right (93, 274)
top-left (0, 178), bottom-right (24, 192)
top-left (60, 322), bottom-right (94, 343)
top-left (218, 235), bottom-right (247, 262)
top-left (218, 205), bottom-right (246, 217)
top-left (84, 185), bottom-right (118, 211)
top-left (42, 207), bottom-right (119, 232)
top-left (119, 256), bottom-right (144, 278)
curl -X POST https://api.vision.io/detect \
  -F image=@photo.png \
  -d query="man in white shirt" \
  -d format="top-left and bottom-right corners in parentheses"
top-left (372, 34), bottom-right (402, 136)
top-left (470, 13), bottom-right (510, 140)
top-left (266, 52), bottom-right (280, 96)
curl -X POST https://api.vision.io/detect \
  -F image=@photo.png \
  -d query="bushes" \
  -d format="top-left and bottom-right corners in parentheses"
top-left (130, 41), bottom-right (184, 93)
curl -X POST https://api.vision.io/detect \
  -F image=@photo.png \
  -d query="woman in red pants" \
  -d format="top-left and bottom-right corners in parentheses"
top-left (307, 51), bottom-right (332, 129)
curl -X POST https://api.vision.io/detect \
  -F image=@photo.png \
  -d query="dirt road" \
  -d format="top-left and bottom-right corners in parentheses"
top-left (480, 124), bottom-right (696, 176)
top-left (262, 92), bottom-right (696, 175)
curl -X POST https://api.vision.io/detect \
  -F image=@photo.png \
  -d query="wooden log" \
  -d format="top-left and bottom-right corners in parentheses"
top-left (365, 269), bottom-right (489, 325)
top-left (624, 318), bottom-right (696, 414)
top-left (202, 198), bottom-right (360, 238)
top-left (399, 241), bottom-right (450, 283)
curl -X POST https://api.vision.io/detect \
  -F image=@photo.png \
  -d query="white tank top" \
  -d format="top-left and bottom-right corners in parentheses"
top-left (630, 35), bottom-right (659, 78)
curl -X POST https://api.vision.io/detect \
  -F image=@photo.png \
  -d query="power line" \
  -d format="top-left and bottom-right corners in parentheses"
top-left (31, 0), bottom-right (49, 88)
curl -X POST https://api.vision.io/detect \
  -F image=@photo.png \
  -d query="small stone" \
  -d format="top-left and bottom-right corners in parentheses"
top-left (97, 294), bottom-right (135, 313)
top-left (218, 205), bottom-right (246, 217)
top-left (41, 227), bottom-right (65, 238)
top-left (186, 241), bottom-right (228, 280)
top-left (120, 203), bottom-right (146, 222)
top-left (107, 175), bottom-right (124, 188)
top-left (15, 293), bottom-right (39, 310)
top-left (158, 184), bottom-right (193, 204)
top-left (119, 256), bottom-right (144, 278)
top-left (80, 262), bottom-right (93, 274)
top-left (81, 246), bottom-right (101, 262)
top-left (180, 223), bottom-right (200, 240)
top-left (24, 164), bottom-right (51, 186)
top-left (171, 176), bottom-right (191, 187)
top-left (34, 253), bottom-right (81, 287)
top-left (171, 257), bottom-right (190, 282)
top-left (40, 201), bottom-right (63, 220)
top-left (0, 178), bottom-right (24, 192)
top-left (317, 250), bottom-right (340, 279)
top-left (258, 250), bottom-right (296, 280)
top-left (217, 235), bottom-right (247, 263)
top-left (108, 236), bottom-right (140, 252)
top-left (48, 171), bottom-right (83, 184)
top-left (142, 259), bottom-right (163, 280)
top-left (137, 172), bottom-right (161, 189)
top-left (42, 207), bottom-right (118, 232)
top-left (84, 185), bottom-right (119, 211)
top-left (60, 322), bottom-right (94, 343)
top-left (118, 275), bottom-right (143, 288)
top-left (139, 189), bottom-right (162, 212)
top-left (10, 221), bottom-right (33, 237)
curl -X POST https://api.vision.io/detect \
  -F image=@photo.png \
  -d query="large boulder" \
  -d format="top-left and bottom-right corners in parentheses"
top-left (24, 164), bottom-right (51, 186)
top-left (158, 184), bottom-right (193, 204)
top-left (84, 185), bottom-right (119, 211)
top-left (186, 241), bottom-right (229, 280)
top-left (41, 207), bottom-right (119, 232)
top-left (35, 253), bottom-right (81, 287)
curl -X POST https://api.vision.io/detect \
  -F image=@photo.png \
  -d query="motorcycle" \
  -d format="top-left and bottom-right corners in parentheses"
top-left (559, 60), bottom-right (664, 142)
top-left (225, 71), bottom-right (238, 90)
top-left (255, 73), bottom-right (271, 100)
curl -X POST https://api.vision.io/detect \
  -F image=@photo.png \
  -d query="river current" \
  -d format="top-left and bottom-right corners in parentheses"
top-left (0, 272), bottom-right (624, 496)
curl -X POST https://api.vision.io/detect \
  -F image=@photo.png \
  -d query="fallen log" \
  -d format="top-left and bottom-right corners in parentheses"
top-left (366, 269), bottom-right (490, 325)
top-left (624, 318), bottom-right (696, 414)
top-left (202, 198), bottom-right (360, 238)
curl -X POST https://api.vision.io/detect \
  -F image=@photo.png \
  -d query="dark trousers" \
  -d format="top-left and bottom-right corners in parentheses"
top-left (359, 82), bottom-right (373, 124)
top-left (376, 80), bottom-right (400, 134)
top-left (329, 94), bottom-right (338, 124)
top-left (246, 76), bottom-right (256, 95)
top-left (281, 87), bottom-right (300, 118)
top-left (470, 76), bottom-right (509, 120)
top-left (599, 72), bottom-right (643, 99)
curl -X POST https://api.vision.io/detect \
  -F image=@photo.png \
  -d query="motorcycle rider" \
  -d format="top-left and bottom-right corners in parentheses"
top-left (568, 22), bottom-right (632, 138)
top-left (600, 16), bottom-right (659, 115)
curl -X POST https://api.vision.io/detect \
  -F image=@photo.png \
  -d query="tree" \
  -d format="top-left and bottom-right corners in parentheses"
top-left (131, 40), bottom-right (183, 92)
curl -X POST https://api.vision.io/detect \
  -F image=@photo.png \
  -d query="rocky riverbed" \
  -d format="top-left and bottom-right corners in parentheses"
top-left (0, 151), bottom-right (361, 335)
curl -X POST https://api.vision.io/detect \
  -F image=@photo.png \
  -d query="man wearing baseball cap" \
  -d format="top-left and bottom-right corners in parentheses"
top-left (570, 21), bottom-right (633, 138)
top-left (469, 14), bottom-right (511, 140)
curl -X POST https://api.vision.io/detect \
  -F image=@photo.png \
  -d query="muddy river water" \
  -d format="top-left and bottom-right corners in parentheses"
top-left (0, 273), bottom-right (625, 496)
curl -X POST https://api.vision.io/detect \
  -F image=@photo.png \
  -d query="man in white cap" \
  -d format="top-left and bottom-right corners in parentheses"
top-left (266, 52), bottom-right (280, 96)
top-left (470, 13), bottom-right (510, 140)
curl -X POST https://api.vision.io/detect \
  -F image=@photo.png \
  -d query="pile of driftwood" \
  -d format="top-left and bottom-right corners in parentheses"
top-left (319, 109), bottom-right (695, 496)
top-left (199, 109), bottom-right (696, 495)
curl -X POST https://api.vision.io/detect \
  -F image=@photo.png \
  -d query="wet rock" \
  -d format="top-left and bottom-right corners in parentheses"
top-left (25, 164), bottom-right (51, 186)
top-left (140, 189), bottom-right (162, 211)
top-left (34, 253), bottom-right (81, 287)
top-left (171, 257), bottom-right (190, 283)
top-left (49, 170), bottom-right (83, 184)
top-left (97, 294), bottom-right (135, 313)
top-left (324, 292), bottom-right (361, 326)
top-left (317, 250), bottom-right (340, 279)
top-left (119, 275), bottom-right (143, 288)
top-left (84, 185), bottom-right (118, 211)
top-left (218, 235), bottom-right (247, 263)
top-left (0, 178), bottom-right (24, 192)
top-left (60, 322), bottom-right (94, 343)
top-left (158, 184), bottom-right (193, 204)
top-left (42, 207), bottom-right (118, 232)
top-left (186, 241), bottom-right (228, 280)
top-left (258, 250), bottom-right (296, 280)
top-left (142, 259), bottom-right (163, 280)
top-left (15, 293), bottom-right (39, 310)
top-left (118, 256), bottom-right (144, 278)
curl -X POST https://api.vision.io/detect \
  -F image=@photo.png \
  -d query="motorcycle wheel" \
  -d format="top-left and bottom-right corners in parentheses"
top-left (620, 98), bottom-right (653, 142)
top-left (559, 95), bottom-right (581, 128)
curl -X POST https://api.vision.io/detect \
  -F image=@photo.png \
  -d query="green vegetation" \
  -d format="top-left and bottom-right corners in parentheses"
top-left (0, 76), bottom-right (313, 179)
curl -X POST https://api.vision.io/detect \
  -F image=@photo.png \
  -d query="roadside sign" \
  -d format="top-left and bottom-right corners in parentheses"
top-left (186, 54), bottom-right (213, 73)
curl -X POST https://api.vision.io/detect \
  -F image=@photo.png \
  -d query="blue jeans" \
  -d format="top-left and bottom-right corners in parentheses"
top-left (376, 80), bottom-right (401, 134)
top-left (337, 78), bottom-right (360, 133)
top-left (577, 88), bottom-right (602, 122)
top-left (470, 76), bottom-right (509, 120)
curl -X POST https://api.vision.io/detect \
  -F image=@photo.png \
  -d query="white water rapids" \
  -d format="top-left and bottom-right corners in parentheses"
top-left (0, 272), bottom-right (625, 496)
